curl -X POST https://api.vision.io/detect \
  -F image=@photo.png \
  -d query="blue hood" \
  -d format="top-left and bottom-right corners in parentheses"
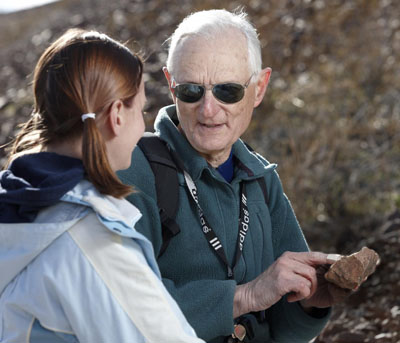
top-left (0, 152), bottom-right (84, 223)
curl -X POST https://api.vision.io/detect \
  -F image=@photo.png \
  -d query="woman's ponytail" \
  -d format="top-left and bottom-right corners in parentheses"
top-left (82, 115), bottom-right (133, 198)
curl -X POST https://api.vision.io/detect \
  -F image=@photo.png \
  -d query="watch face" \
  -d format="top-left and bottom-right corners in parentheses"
top-left (233, 324), bottom-right (247, 341)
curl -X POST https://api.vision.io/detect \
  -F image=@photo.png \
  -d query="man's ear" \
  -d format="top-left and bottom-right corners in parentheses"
top-left (162, 66), bottom-right (177, 104)
top-left (107, 99), bottom-right (124, 136)
top-left (254, 67), bottom-right (272, 108)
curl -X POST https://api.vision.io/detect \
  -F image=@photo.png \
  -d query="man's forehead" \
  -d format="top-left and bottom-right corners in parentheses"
top-left (171, 32), bottom-right (249, 78)
top-left (176, 28), bottom-right (247, 53)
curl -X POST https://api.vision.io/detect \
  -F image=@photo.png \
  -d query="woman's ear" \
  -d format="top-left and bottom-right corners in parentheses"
top-left (254, 67), bottom-right (272, 108)
top-left (163, 66), bottom-right (177, 104)
top-left (107, 99), bottom-right (124, 136)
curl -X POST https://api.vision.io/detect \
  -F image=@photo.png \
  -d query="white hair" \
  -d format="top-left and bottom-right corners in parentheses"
top-left (166, 8), bottom-right (262, 77)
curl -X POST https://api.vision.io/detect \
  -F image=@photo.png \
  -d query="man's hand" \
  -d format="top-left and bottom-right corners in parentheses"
top-left (233, 251), bottom-right (345, 318)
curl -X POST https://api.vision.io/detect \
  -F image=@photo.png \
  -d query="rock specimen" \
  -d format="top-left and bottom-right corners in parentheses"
top-left (325, 247), bottom-right (380, 289)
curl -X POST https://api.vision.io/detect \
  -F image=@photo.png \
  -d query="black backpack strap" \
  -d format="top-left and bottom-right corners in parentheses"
top-left (137, 132), bottom-right (181, 257)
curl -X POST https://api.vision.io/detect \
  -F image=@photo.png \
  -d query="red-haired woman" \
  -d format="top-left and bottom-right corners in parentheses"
top-left (0, 29), bottom-right (204, 343)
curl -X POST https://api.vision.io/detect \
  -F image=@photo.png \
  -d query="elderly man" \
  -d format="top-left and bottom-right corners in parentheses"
top-left (119, 9), bottom-right (346, 343)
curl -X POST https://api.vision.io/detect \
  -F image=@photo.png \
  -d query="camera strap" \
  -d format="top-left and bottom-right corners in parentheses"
top-left (183, 170), bottom-right (250, 279)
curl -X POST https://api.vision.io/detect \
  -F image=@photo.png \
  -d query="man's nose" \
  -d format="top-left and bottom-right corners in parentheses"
top-left (199, 90), bottom-right (219, 118)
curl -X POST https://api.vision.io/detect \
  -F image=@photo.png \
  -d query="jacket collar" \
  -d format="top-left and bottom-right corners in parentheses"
top-left (61, 180), bottom-right (142, 238)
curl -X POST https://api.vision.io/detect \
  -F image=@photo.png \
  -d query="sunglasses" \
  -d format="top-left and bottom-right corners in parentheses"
top-left (171, 75), bottom-right (254, 104)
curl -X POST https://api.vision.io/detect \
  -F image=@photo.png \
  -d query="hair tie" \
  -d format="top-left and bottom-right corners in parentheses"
top-left (81, 113), bottom-right (96, 122)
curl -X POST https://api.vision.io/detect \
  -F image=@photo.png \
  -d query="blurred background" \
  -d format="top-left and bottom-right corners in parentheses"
top-left (0, 0), bottom-right (399, 341)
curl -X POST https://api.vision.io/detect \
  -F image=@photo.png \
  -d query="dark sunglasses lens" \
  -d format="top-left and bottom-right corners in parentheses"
top-left (213, 83), bottom-right (245, 103)
top-left (175, 84), bottom-right (204, 103)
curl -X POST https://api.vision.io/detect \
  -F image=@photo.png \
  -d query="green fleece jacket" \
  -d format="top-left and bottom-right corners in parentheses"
top-left (119, 105), bottom-right (330, 343)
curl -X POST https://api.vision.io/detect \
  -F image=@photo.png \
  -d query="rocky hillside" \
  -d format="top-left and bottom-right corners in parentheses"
top-left (1, 0), bottom-right (399, 341)
top-left (315, 211), bottom-right (400, 343)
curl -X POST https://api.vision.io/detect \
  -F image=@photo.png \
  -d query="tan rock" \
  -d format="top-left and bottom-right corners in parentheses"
top-left (325, 247), bottom-right (380, 289)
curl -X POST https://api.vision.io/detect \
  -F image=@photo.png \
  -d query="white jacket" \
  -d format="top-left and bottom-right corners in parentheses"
top-left (0, 180), bottom-right (204, 343)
